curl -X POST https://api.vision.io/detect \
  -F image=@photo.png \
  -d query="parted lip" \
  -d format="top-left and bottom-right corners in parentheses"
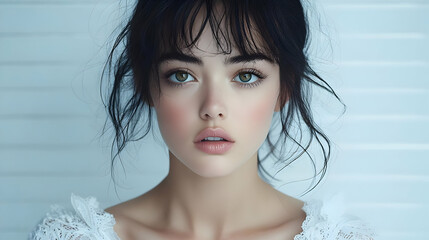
top-left (194, 127), bottom-right (235, 143)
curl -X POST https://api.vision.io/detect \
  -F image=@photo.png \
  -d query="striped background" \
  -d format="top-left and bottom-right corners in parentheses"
top-left (1, 0), bottom-right (428, 239)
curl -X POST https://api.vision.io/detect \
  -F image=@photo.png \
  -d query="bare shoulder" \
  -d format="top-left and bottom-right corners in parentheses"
top-left (105, 197), bottom-right (141, 239)
top-left (272, 191), bottom-right (307, 237)
top-left (272, 189), bottom-right (306, 218)
top-left (105, 190), bottom-right (168, 240)
top-left (229, 191), bottom-right (306, 240)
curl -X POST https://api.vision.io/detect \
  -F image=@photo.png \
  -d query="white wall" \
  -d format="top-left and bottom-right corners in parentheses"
top-left (1, 0), bottom-right (428, 239)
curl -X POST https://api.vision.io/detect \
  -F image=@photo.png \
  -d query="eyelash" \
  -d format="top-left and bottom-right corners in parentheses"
top-left (163, 69), bottom-right (267, 89)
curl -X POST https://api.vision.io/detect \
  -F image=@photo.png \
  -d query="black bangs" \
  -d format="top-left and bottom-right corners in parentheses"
top-left (151, 0), bottom-right (279, 63)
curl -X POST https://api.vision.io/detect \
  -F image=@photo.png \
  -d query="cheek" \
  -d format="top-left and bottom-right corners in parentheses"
top-left (249, 99), bottom-right (275, 130)
top-left (243, 90), bottom-right (278, 128)
top-left (156, 98), bottom-right (192, 141)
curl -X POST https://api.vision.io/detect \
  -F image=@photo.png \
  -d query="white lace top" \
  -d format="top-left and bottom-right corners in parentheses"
top-left (29, 194), bottom-right (375, 240)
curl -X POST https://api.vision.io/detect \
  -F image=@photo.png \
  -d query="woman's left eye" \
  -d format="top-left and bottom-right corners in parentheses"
top-left (233, 72), bottom-right (258, 83)
top-left (233, 70), bottom-right (266, 88)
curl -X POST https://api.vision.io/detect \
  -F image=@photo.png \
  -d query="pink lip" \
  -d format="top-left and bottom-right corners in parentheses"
top-left (194, 127), bottom-right (235, 154)
top-left (194, 141), bottom-right (234, 154)
top-left (193, 128), bottom-right (235, 143)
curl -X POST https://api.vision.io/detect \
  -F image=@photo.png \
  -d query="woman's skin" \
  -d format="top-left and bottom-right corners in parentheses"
top-left (106, 6), bottom-right (306, 240)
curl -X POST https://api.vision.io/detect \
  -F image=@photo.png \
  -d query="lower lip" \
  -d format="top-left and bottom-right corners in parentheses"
top-left (194, 141), bottom-right (234, 154)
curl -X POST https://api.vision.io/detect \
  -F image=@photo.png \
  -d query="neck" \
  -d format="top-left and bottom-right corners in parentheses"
top-left (156, 151), bottom-right (277, 239)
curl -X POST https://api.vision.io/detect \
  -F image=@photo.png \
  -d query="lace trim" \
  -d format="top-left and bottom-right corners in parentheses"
top-left (30, 194), bottom-right (375, 240)
top-left (294, 196), bottom-right (376, 240)
top-left (29, 194), bottom-right (119, 240)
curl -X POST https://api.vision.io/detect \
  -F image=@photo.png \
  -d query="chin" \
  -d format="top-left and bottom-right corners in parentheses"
top-left (182, 157), bottom-right (241, 178)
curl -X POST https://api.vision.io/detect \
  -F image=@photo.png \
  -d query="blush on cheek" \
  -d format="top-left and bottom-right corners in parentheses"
top-left (160, 102), bottom-right (182, 126)
top-left (157, 99), bottom-right (190, 143)
top-left (249, 97), bottom-right (276, 128)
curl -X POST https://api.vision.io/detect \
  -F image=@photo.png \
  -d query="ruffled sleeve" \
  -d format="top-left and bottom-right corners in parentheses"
top-left (28, 194), bottom-right (119, 240)
top-left (295, 195), bottom-right (376, 240)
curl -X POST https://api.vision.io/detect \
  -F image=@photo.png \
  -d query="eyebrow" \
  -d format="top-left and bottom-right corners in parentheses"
top-left (157, 52), bottom-right (275, 65)
top-left (226, 53), bottom-right (275, 64)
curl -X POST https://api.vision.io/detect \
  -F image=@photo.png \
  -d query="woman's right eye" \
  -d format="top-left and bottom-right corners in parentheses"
top-left (166, 71), bottom-right (195, 87)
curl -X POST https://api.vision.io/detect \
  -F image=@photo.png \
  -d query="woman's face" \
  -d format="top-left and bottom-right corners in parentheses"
top-left (151, 25), bottom-right (281, 178)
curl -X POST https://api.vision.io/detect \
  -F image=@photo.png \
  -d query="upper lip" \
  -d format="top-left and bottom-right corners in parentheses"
top-left (194, 127), bottom-right (235, 143)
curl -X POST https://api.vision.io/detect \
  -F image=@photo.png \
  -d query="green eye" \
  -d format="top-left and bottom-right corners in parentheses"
top-left (167, 71), bottom-right (195, 85)
top-left (238, 73), bottom-right (252, 82)
top-left (233, 72), bottom-right (259, 84)
top-left (175, 72), bottom-right (189, 82)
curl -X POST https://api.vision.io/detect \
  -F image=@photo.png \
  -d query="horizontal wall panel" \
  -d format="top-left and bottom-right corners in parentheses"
top-left (327, 176), bottom-right (429, 203)
top-left (326, 118), bottom-right (429, 143)
top-left (326, 5), bottom-right (429, 34)
top-left (0, 177), bottom-right (109, 202)
top-left (0, 118), bottom-right (98, 145)
top-left (0, 0), bottom-right (113, 3)
top-left (335, 91), bottom-right (429, 115)
top-left (0, 175), bottom-right (164, 202)
top-left (333, 149), bottom-right (429, 175)
top-left (1, 203), bottom-right (53, 232)
top-left (338, 143), bottom-right (429, 151)
top-left (0, 4), bottom-right (118, 34)
top-left (0, 233), bottom-right (26, 240)
top-left (0, 90), bottom-right (99, 116)
top-left (376, 232), bottom-right (426, 240)
top-left (0, 116), bottom-right (160, 146)
top-left (324, 0), bottom-right (429, 3)
top-left (332, 65), bottom-right (429, 89)
top-left (0, 36), bottom-right (99, 63)
top-left (0, 149), bottom-right (109, 175)
top-left (347, 204), bottom-right (427, 232)
top-left (0, 65), bottom-right (104, 88)
top-left (0, 143), bottom-right (167, 175)
top-left (338, 38), bottom-right (429, 62)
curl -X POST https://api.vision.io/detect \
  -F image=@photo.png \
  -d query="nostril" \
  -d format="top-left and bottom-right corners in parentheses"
top-left (201, 111), bottom-right (224, 119)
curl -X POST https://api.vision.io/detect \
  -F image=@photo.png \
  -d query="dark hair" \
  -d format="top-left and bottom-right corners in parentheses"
top-left (102, 0), bottom-right (343, 194)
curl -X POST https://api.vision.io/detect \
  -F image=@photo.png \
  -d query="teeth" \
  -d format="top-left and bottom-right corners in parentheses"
top-left (203, 137), bottom-right (225, 141)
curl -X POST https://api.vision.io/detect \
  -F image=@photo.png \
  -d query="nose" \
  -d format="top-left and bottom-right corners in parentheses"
top-left (199, 82), bottom-right (227, 121)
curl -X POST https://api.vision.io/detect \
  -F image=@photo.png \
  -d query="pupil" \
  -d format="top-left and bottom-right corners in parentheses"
top-left (240, 73), bottom-right (251, 82)
top-left (176, 72), bottom-right (187, 81)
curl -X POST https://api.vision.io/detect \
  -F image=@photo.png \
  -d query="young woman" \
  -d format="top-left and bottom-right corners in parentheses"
top-left (30, 0), bottom-right (375, 239)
